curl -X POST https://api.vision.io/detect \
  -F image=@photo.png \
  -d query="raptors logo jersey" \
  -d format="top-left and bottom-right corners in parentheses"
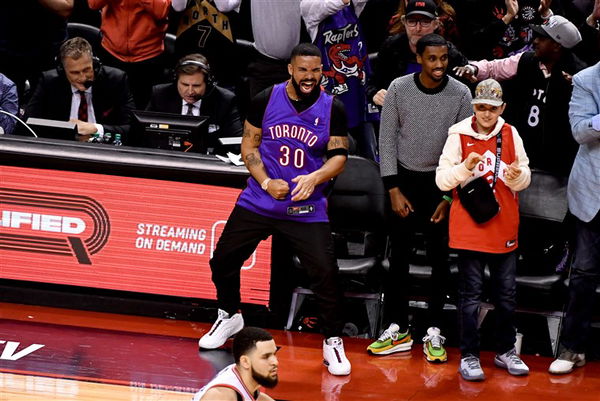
top-left (192, 364), bottom-right (258, 401)
top-left (236, 83), bottom-right (334, 223)
top-left (449, 123), bottom-right (521, 253)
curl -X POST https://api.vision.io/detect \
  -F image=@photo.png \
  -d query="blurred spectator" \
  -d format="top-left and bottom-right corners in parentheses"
top-left (369, 34), bottom-right (472, 362)
top-left (0, 73), bottom-right (18, 135)
top-left (569, 0), bottom-right (600, 64)
top-left (25, 37), bottom-right (135, 142)
top-left (301, 0), bottom-right (380, 160)
top-left (455, 0), bottom-right (554, 60)
top-left (146, 53), bottom-right (243, 154)
top-left (171, 0), bottom-right (241, 88)
top-left (359, 0), bottom-right (399, 52)
top-left (71, 0), bottom-right (101, 26)
top-left (367, 0), bottom-right (469, 108)
top-left (89, 0), bottom-right (170, 109)
top-left (0, 0), bottom-right (74, 106)
top-left (548, 61), bottom-right (600, 375)
top-left (247, 0), bottom-right (303, 98)
top-left (455, 15), bottom-right (587, 176)
top-left (389, 0), bottom-right (461, 47)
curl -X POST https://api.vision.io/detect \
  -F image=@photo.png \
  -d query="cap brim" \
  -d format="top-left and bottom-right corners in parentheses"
top-left (530, 24), bottom-right (551, 38)
top-left (406, 11), bottom-right (436, 19)
top-left (472, 99), bottom-right (504, 107)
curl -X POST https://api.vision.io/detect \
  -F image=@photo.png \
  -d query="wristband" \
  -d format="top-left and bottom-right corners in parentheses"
top-left (261, 178), bottom-right (271, 191)
top-left (443, 195), bottom-right (453, 204)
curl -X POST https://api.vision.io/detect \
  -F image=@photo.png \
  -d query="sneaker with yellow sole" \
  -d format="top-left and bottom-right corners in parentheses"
top-left (367, 323), bottom-right (413, 355)
top-left (422, 327), bottom-right (447, 363)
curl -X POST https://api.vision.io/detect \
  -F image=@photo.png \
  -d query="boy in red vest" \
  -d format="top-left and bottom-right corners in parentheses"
top-left (435, 79), bottom-right (531, 381)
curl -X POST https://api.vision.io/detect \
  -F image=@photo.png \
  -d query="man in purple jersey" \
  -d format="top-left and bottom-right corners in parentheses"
top-left (198, 43), bottom-right (351, 376)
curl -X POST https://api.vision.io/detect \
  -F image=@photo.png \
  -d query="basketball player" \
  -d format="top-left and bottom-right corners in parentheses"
top-left (193, 327), bottom-right (279, 401)
top-left (199, 43), bottom-right (351, 376)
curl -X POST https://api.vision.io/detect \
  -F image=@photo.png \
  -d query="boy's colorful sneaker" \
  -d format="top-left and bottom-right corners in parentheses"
top-left (422, 326), bottom-right (447, 363)
top-left (366, 323), bottom-right (413, 355)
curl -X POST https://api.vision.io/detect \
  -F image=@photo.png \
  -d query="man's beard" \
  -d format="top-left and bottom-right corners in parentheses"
top-left (291, 78), bottom-right (320, 101)
top-left (252, 366), bottom-right (278, 388)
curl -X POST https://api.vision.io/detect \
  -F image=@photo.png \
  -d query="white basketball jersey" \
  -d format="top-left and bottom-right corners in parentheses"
top-left (192, 364), bottom-right (258, 401)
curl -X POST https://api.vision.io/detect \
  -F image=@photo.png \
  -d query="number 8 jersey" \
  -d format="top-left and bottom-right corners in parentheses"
top-left (236, 82), bottom-right (334, 223)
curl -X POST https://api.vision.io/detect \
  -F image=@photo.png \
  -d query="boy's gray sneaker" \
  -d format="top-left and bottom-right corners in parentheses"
top-left (459, 354), bottom-right (485, 381)
top-left (494, 348), bottom-right (529, 376)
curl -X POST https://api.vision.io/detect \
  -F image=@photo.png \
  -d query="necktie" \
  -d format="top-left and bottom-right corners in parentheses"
top-left (186, 103), bottom-right (195, 116)
top-left (78, 91), bottom-right (88, 122)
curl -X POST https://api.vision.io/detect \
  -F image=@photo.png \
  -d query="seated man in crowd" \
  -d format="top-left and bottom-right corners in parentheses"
top-left (0, 72), bottom-right (18, 134)
top-left (25, 37), bottom-right (135, 142)
top-left (146, 53), bottom-right (243, 155)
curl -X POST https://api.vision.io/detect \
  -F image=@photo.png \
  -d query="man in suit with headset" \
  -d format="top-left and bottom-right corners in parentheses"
top-left (25, 37), bottom-right (135, 141)
top-left (146, 53), bottom-right (243, 155)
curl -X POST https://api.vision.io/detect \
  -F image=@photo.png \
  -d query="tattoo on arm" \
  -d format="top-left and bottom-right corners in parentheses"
top-left (245, 151), bottom-right (263, 168)
top-left (327, 136), bottom-right (349, 150)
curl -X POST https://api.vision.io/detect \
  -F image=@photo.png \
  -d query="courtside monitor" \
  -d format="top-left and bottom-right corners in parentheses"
top-left (131, 110), bottom-right (208, 152)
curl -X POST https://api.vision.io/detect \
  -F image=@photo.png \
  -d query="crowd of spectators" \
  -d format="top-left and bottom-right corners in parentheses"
top-left (0, 0), bottom-right (598, 379)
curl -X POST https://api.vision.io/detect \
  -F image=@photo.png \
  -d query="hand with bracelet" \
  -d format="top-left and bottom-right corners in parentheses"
top-left (261, 177), bottom-right (289, 200)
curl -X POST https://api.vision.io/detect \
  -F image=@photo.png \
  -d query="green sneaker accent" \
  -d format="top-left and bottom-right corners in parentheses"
top-left (367, 323), bottom-right (413, 355)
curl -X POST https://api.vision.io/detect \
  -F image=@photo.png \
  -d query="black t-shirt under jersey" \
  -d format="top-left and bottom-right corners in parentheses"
top-left (246, 85), bottom-right (348, 137)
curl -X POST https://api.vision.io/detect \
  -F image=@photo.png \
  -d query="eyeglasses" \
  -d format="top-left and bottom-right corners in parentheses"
top-left (402, 16), bottom-right (434, 27)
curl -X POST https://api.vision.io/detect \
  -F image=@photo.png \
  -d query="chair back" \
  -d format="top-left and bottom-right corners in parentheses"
top-left (328, 156), bottom-right (386, 233)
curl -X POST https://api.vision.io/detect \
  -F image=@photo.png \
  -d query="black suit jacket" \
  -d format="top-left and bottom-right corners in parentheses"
top-left (25, 65), bottom-right (135, 140)
top-left (146, 82), bottom-right (243, 154)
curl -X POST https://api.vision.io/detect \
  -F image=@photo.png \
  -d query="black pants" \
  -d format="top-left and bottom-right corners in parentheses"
top-left (210, 205), bottom-right (343, 338)
top-left (561, 212), bottom-right (600, 353)
top-left (246, 52), bottom-right (289, 99)
top-left (385, 168), bottom-right (450, 331)
top-left (98, 47), bottom-right (165, 109)
top-left (458, 250), bottom-right (517, 357)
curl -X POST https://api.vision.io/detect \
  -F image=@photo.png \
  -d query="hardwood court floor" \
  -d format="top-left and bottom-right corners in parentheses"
top-left (1, 302), bottom-right (599, 401)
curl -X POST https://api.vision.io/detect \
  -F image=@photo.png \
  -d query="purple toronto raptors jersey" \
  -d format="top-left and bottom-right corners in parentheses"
top-left (236, 83), bottom-right (334, 223)
top-left (314, 4), bottom-right (378, 129)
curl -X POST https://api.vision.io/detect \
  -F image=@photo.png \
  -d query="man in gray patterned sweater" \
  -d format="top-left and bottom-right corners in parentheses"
top-left (367, 34), bottom-right (472, 363)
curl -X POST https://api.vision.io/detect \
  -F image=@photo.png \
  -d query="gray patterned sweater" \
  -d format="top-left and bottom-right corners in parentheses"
top-left (379, 73), bottom-right (472, 190)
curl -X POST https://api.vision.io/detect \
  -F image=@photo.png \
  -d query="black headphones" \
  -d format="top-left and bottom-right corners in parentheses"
top-left (174, 59), bottom-right (215, 88)
top-left (56, 54), bottom-right (103, 78)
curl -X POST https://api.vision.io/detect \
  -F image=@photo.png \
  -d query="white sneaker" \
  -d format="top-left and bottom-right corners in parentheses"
top-left (323, 337), bottom-right (351, 376)
top-left (459, 354), bottom-right (485, 381)
top-left (494, 348), bottom-right (529, 376)
top-left (198, 309), bottom-right (244, 349)
top-left (548, 349), bottom-right (586, 375)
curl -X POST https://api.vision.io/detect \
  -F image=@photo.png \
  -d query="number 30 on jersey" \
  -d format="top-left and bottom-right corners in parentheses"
top-left (279, 145), bottom-right (305, 168)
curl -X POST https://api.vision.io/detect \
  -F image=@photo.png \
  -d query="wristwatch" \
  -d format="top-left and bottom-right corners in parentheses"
top-left (261, 178), bottom-right (271, 191)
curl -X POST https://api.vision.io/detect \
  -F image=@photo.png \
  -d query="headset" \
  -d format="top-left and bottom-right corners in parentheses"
top-left (56, 48), bottom-right (103, 89)
top-left (174, 57), bottom-right (216, 98)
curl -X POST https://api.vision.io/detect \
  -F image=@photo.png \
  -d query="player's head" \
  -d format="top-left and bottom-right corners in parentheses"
top-left (416, 33), bottom-right (448, 83)
top-left (288, 43), bottom-right (322, 100)
top-left (233, 327), bottom-right (279, 388)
